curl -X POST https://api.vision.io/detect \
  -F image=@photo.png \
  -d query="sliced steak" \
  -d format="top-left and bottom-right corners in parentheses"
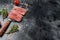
top-left (8, 6), bottom-right (27, 22)
top-left (13, 6), bottom-right (27, 15)
top-left (8, 12), bottom-right (23, 21)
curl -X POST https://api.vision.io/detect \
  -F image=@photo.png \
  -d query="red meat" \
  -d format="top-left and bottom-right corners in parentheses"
top-left (8, 12), bottom-right (23, 21)
top-left (13, 6), bottom-right (27, 15)
top-left (8, 6), bottom-right (27, 22)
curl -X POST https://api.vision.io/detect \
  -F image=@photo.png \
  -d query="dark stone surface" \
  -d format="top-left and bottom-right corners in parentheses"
top-left (0, 0), bottom-right (60, 40)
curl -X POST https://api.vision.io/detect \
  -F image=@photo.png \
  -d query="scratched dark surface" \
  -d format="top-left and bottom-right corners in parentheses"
top-left (0, 0), bottom-right (60, 40)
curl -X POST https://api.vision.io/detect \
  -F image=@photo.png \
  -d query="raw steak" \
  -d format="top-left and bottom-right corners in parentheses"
top-left (8, 6), bottom-right (27, 22)
top-left (13, 6), bottom-right (27, 15)
top-left (8, 12), bottom-right (23, 21)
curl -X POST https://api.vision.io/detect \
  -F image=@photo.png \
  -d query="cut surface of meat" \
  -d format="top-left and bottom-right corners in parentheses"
top-left (8, 12), bottom-right (23, 21)
top-left (13, 6), bottom-right (27, 15)
top-left (8, 6), bottom-right (27, 22)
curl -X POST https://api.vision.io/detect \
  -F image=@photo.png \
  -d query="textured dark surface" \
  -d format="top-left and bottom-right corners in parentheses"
top-left (0, 0), bottom-right (60, 40)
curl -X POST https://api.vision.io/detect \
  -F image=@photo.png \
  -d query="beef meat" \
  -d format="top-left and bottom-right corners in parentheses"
top-left (8, 6), bottom-right (27, 22)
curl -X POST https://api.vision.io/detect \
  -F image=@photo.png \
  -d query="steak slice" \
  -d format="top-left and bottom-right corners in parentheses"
top-left (8, 12), bottom-right (23, 21)
top-left (8, 6), bottom-right (27, 22)
top-left (13, 6), bottom-right (27, 15)
top-left (8, 10), bottom-right (23, 22)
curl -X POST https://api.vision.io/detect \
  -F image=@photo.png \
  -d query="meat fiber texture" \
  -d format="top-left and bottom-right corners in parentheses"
top-left (8, 6), bottom-right (27, 22)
